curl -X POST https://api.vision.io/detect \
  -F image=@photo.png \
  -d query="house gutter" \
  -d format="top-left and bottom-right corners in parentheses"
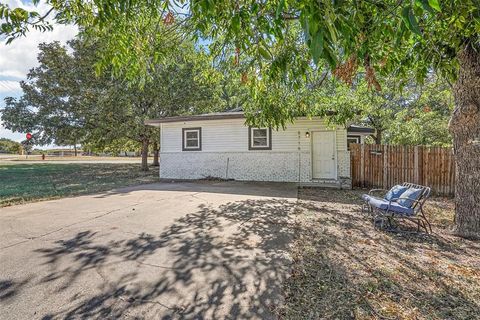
top-left (145, 113), bottom-right (245, 126)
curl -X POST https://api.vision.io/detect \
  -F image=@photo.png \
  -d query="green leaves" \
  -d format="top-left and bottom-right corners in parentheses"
top-left (0, 2), bottom-right (51, 45)
top-left (416, 0), bottom-right (432, 13)
top-left (276, 0), bottom-right (286, 19)
top-left (0, 5), bottom-right (6, 19)
top-left (0, 138), bottom-right (22, 154)
top-left (415, 0), bottom-right (441, 13)
top-left (300, 5), bottom-right (338, 68)
top-left (401, 6), bottom-right (422, 36)
top-left (258, 45), bottom-right (272, 60)
top-left (12, 7), bottom-right (29, 20)
top-left (310, 31), bottom-right (324, 64)
top-left (428, 0), bottom-right (442, 12)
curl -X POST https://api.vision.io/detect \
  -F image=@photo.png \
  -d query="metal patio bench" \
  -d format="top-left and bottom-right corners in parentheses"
top-left (361, 182), bottom-right (432, 233)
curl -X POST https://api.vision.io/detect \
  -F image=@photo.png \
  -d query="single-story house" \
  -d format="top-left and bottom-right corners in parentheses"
top-left (146, 110), bottom-right (363, 188)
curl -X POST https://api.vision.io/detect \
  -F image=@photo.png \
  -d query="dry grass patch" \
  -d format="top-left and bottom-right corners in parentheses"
top-left (279, 189), bottom-right (480, 320)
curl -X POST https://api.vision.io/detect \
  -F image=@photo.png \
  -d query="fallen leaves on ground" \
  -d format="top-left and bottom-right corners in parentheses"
top-left (279, 188), bottom-right (480, 320)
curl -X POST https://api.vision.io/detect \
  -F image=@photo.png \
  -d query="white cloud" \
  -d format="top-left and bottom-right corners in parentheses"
top-left (0, 80), bottom-right (20, 93)
top-left (0, 24), bottom-right (78, 80)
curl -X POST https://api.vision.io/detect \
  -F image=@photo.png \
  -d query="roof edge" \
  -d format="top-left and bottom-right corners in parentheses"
top-left (347, 125), bottom-right (375, 134)
top-left (145, 112), bottom-right (245, 125)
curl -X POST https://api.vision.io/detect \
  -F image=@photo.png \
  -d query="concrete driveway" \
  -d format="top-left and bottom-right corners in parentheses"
top-left (0, 181), bottom-right (298, 319)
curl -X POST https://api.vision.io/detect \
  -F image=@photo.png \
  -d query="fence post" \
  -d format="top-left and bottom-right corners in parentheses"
top-left (424, 147), bottom-right (429, 187)
top-left (360, 144), bottom-right (365, 187)
top-left (414, 146), bottom-right (419, 184)
top-left (383, 145), bottom-right (388, 189)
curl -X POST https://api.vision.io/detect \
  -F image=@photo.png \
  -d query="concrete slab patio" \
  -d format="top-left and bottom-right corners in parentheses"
top-left (0, 181), bottom-right (298, 319)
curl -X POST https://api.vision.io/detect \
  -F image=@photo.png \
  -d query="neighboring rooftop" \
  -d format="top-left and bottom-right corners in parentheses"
top-left (347, 125), bottom-right (375, 134)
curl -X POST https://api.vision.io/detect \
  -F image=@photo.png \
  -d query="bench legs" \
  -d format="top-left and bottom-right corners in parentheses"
top-left (371, 208), bottom-right (432, 234)
top-left (419, 208), bottom-right (432, 233)
top-left (362, 201), bottom-right (372, 214)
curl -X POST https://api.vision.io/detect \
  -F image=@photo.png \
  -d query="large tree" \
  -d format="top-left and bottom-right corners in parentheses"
top-left (1, 42), bottom-right (85, 154)
top-left (0, 138), bottom-right (22, 154)
top-left (1, 1), bottom-right (478, 237)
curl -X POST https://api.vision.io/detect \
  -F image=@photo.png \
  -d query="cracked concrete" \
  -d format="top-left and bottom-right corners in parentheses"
top-left (0, 181), bottom-right (298, 319)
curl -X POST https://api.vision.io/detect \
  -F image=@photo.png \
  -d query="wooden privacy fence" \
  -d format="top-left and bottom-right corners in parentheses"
top-left (350, 144), bottom-right (455, 196)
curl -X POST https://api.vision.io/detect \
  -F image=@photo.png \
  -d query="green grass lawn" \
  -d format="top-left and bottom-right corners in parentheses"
top-left (0, 163), bottom-right (159, 207)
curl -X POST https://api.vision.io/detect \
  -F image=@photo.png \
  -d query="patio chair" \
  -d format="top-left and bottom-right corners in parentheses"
top-left (361, 184), bottom-right (409, 213)
top-left (361, 182), bottom-right (432, 233)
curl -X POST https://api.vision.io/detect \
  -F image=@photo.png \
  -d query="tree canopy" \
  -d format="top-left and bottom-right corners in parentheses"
top-left (2, 1), bottom-right (477, 82)
top-left (337, 73), bottom-right (454, 146)
top-left (0, 138), bottom-right (22, 154)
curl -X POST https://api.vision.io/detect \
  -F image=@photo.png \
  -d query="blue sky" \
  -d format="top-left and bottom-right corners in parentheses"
top-left (0, 0), bottom-right (77, 143)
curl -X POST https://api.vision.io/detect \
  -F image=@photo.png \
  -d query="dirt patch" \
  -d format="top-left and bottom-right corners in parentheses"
top-left (279, 188), bottom-right (480, 319)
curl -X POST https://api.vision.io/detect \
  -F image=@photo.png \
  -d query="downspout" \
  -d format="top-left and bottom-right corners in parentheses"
top-left (226, 157), bottom-right (230, 180)
top-left (297, 131), bottom-right (301, 184)
top-left (158, 124), bottom-right (162, 178)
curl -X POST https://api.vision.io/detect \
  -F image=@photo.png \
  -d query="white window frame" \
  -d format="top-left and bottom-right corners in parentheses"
top-left (182, 127), bottom-right (202, 151)
top-left (249, 127), bottom-right (272, 150)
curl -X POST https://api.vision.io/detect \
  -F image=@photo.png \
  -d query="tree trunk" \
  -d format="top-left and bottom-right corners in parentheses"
top-left (152, 141), bottom-right (159, 166)
top-left (450, 43), bottom-right (480, 239)
top-left (74, 144), bottom-right (77, 157)
top-left (375, 129), bottom-right (382, 144)
top-left (141, 139), bottom-right (149, 172)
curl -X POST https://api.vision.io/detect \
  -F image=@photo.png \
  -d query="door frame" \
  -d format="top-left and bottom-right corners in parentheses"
top-left (310, 130), bottom-right (338, 180)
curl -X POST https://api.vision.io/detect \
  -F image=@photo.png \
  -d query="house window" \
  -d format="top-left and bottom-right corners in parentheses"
top-left (347, 135), bottom-right (361, 150)
top-left (182, 128), bottom-right (201, 151)
top-left (249, 127), bottom-right (272, 150)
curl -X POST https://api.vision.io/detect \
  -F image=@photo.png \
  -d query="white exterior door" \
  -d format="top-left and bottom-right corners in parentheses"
top-left (312, 131), bottom-right (337, 179)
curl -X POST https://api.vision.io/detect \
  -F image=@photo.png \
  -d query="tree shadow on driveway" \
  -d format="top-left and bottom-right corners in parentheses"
top-left (0, 278), bottom-right (30, 302)
top-left (34, 198), bottom-right (298, 319)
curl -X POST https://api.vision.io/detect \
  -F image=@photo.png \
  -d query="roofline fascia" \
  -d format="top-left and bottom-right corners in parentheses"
top-left (145, 113), bottom-right (245, 126)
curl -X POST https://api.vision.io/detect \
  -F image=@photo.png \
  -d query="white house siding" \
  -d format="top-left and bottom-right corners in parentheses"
top-left (159, 118), bottom-right (351, 184)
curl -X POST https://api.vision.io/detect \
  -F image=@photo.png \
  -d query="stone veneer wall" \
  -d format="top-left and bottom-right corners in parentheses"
top-left (159, 150), bottom-right (350, 184)
top-left (337, 150), bottom-right (351, 179)
top-left (337, 150), bottom-right (351, 187)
